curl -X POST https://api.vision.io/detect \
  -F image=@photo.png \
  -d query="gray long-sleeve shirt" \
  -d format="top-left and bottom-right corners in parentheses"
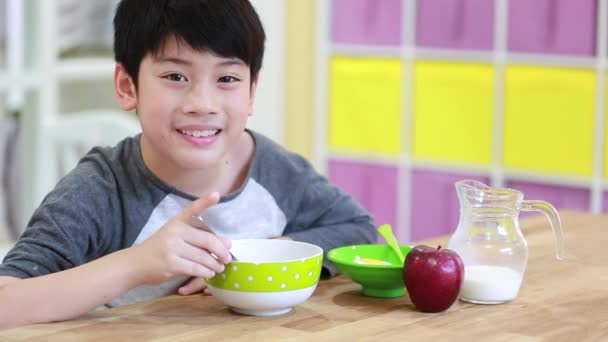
top-left (0, 130), bottom-right (375, 307)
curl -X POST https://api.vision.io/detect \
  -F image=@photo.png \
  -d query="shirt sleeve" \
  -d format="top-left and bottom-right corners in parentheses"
top-left (0, 153), bottom-right (121, 278)
top-left (282, 163), bottom-right (376, 278)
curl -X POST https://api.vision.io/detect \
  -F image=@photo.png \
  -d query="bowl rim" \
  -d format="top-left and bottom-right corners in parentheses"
top-left (328, 244), bottom-right (412, 269)
top-left (230, 239), bottom-right (324, 263)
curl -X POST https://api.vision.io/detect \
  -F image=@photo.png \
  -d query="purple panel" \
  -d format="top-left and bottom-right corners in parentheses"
top-left (328, 159), bottom-right (399, 242)
top-left (411, 170), bottom-right (490, 242)
top-left (508, 0), bottom-right (596, 56)
top-left (331, 0), bottom-right (402, 46)
top-left (603, 192), bottom-right (608, 213)
top-left (416, 0), bottom-right (495, 50)
top-left (507, 181), bottom-right (590, 212)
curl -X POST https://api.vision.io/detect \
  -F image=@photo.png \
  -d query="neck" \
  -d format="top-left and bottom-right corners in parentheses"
top-left (140, 132), bottom-right (254, 197)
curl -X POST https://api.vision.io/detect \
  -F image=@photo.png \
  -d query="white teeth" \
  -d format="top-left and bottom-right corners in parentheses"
top-left (180, 129), bottom-right (219, 137)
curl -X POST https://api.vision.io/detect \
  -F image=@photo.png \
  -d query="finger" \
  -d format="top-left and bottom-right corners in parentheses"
top-left (172, 257), bottom-right (216, 279)
top-left (179, 241), bottom-right (226, 273)
top-left (218, 236), bottom-right (232, 249)
top-left (179, 192), bottom-right (221, 222)
top-left (217, 236), bottom-right (233, 263)
top-left (178, 277), bottom-right (208, 295)
top-left (183, 228), bottom-right (232, 264)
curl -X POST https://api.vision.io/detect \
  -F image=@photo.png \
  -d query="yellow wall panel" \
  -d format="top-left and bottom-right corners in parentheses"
top-left (285, 0), bottom-right (314, 161)
top-left (329, 57), bottom-right (402, 155)
top-left (413, 61), bottom-right (494, 164)
top-left (504, 66), bottom-right (595, 176)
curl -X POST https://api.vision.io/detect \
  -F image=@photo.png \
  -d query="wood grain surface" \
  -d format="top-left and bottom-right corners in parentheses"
top-left (1, 211), bottom-right (607, 341)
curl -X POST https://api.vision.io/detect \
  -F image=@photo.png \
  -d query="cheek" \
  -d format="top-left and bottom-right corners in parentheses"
top-left (226, 90), bottom-right (253, 117)
top-left (142, 89), bottom-right (175, 111)
top-left (139, 78), bottom-right (182, 108)
top-left (138, 100), bottom-right (174, 138)
top-left (139, 89), bottom-right (180, 123)
top-left (225, 106), bottom-right (251, 132)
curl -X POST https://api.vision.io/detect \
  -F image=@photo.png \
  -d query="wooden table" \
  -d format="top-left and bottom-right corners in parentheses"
top-left (1, 211), bottom-right (607, 340)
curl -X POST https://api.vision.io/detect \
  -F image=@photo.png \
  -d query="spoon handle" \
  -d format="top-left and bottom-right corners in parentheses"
top-left (190, 215), bottom-right (238, 261)
top-left (378, 224), bottom-right (405, 264)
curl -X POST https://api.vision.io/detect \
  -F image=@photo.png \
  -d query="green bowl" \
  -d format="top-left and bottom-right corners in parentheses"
top-left (328, 244), bottom-right (412, 298)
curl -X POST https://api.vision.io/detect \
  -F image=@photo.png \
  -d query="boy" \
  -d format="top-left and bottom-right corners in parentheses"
top-left (0, 0), bottom-right (375, 328)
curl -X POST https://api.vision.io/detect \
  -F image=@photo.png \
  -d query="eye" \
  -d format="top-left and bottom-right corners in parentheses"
top-left (218, 76), bottom-right (240, 83)
top-left (163, 73), bottom-right (188, 82)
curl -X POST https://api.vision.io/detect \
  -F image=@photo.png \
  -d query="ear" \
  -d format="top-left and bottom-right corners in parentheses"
top-left (114, 63), bottom-right (138, 111)
top-left (248, 76), bottom-right (259, 116)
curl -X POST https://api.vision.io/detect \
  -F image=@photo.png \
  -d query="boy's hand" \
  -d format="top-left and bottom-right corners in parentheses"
top-left (178, 236), bottom-right (292, 296)
top-left (132, 192), bottom-right (232, 286)
top-left (178, 277), bottom-right (212, 296)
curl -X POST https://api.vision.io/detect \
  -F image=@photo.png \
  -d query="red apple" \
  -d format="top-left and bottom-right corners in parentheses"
top-left (403, 245), bottom-right (464, 313)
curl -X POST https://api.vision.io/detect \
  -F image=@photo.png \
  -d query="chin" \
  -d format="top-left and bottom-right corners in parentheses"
top-left (176, 154), bottom-right (223, 170)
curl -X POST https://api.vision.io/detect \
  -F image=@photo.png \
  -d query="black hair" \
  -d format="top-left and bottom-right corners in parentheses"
top-left (113, 0), bottom-right (266, 88)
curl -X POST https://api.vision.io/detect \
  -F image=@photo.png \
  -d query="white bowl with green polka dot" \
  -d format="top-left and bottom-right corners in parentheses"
top-left (207, 239), bottom-right (323, 316)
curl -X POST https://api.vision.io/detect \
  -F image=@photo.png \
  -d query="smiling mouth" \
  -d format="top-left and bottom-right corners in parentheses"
top-left (177, 129), bottom-right (222, 138)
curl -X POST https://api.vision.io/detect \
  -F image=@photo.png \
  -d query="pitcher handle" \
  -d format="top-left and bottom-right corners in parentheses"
top-left (521, 200), bottom-right (565, 260)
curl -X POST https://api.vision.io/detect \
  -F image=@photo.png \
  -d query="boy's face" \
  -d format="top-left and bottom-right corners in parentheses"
top-left (115, 37), bottom-right (257, 172)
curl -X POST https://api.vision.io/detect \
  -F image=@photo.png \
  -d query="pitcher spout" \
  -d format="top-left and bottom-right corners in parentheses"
top-left (455, 180), bottom-right (525, 217)
top-left (456, 179), bottom-right (490, 195)
top-left (456, 180), bottom-right (490, 205)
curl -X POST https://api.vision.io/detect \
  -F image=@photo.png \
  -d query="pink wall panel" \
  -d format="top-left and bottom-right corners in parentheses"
top-left (507, 181), bottom-right (590, 211)
top-left (328, 159), bottom-right (399, 241)
top-left (508, 0), bottom-right (596, 56)
top-left (411, 170), bottom-right (489, 242)
top-left (416, 0), bottom-right (495, 50)
top-left (603, 193), bottom-right (608, 213)
top-left (331, 0), bottom-right (402, 46)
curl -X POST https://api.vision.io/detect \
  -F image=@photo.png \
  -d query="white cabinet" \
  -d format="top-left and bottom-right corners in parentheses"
top-left (0, 0), bottom-right (5, 70)
top-left (0, 0), bottom-right (124, 231)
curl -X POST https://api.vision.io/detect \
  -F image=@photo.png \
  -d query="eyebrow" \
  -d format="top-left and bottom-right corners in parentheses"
top-left (217, 59), bottom-right (247, 67)
top-left (154, 56), bottom-right (246, 68)
top-left (154, 57), bottom-right (192, 66)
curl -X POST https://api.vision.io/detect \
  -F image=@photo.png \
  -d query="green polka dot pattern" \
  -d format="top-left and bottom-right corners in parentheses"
top-left (207, 255), bottom-right (323, 292)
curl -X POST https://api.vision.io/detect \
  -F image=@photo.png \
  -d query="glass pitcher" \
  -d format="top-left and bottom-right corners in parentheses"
top-left (447, 180), bottom-right (565, 304)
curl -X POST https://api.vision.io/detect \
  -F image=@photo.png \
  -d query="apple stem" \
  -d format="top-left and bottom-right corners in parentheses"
top-left (437, 245), bottom-right (442, 251)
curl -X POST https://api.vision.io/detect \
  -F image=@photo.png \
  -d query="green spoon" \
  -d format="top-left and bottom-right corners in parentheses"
top-left (377, 224), bottom-right (405, 264)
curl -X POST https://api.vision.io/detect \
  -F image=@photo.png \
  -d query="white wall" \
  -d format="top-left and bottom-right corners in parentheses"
top-left (247, 0), bottom-right (285, 144)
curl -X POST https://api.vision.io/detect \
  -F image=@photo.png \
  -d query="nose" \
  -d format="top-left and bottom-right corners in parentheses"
top-left (181, 82), bottom-right (219, 115)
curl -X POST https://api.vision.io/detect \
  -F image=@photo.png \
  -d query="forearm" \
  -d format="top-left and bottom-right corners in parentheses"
top-left (0, 248), bottom-right (143, 329)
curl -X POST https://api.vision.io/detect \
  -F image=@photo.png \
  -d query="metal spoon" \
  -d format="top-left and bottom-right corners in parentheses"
top-left (190, 215), bottom-right (238, 261)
